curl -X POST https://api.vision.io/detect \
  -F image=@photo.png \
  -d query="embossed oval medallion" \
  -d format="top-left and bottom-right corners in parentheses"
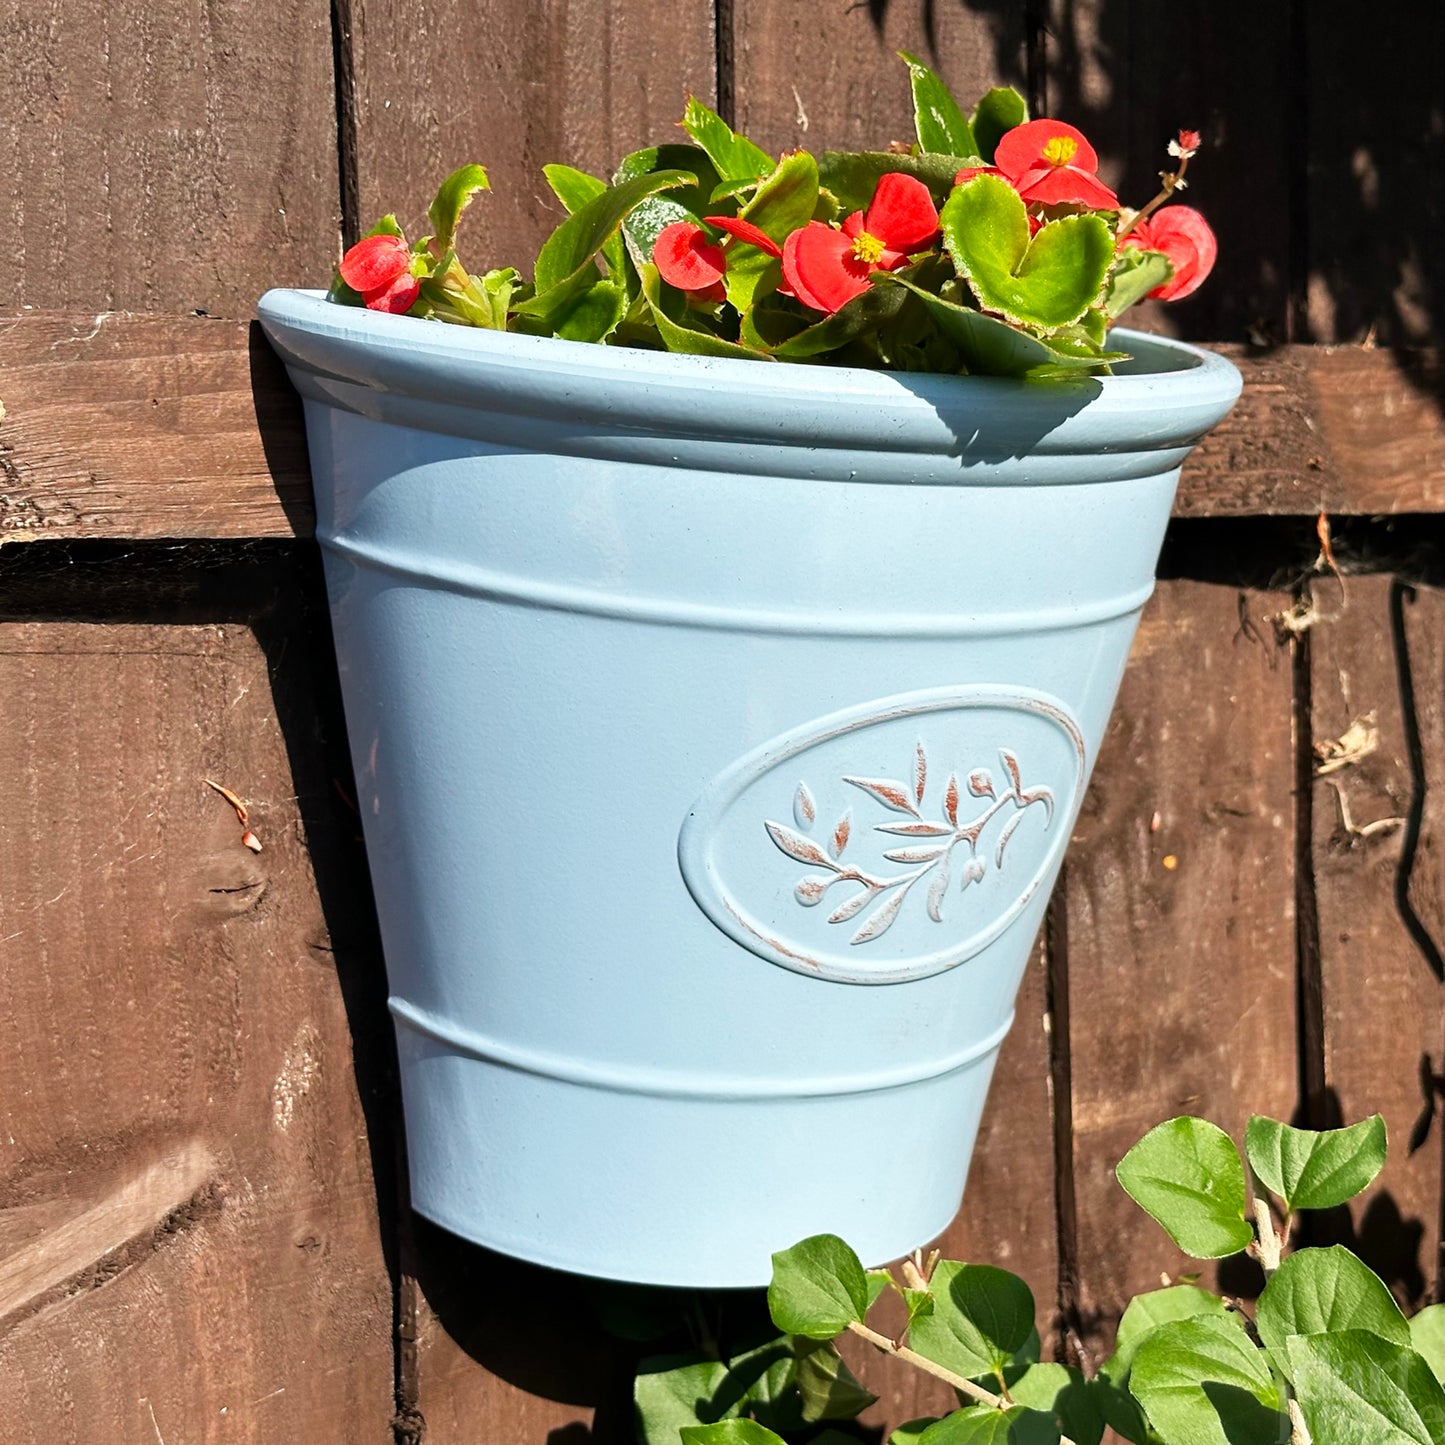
top-left (678, 687), bottom-right (1087, 984)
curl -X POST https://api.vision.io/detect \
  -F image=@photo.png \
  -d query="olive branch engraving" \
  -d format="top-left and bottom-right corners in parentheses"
top-left (764, 742), bottom-right (1055, 946)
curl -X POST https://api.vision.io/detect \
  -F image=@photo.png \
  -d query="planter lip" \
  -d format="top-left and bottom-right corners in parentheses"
top-left (259, 287), bottom-right (1242, 475)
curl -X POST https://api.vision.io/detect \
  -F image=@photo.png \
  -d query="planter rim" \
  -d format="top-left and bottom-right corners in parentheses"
top-left (259, 288), bottom-right (1242, 477)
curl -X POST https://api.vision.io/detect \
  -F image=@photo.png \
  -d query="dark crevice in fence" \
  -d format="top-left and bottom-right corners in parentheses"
top-left (1285, 0), bottom-right (1310, 342)
top-left (1043, 871), bottom-right (1081, 1365)
top-left (1022, 0), bottom-right (1049, 119)
top-left (713, 0), bottom-right (735, 127)
top-left (330, 0), bottom-right (362, 249)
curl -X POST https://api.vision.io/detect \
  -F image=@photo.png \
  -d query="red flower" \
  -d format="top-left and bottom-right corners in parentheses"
top-left (993, 119), bottom-right (1120, 209)
top-left (703, 215), bottom-right (783, 257)
top-left (654, 221), bottom-right (727, 302)
top-left (1124, 205), bottom-right (1217, 301)
top-left (781, 172), bottom-right (940, 314)
top-left (339, 234), bottom-right (421, 314)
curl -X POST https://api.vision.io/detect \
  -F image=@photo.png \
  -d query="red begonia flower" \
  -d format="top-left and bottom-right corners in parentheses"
top-left (994, 119), bottom-right (1120, 209)
top-left (363, 269), bottom-right (422, 314)
top-left (654, 221), bottom-right (727, 302)
top-left (1124, 205), bottom-right (1218, 301)
top-left (703, 215), bottom-right (783, 257)
top-left (781, 172), bottom-right (939, 314)
top-left (955, 165), bottom-right (1006, 187)
top-left (339, 233), bottom-right (422, 313)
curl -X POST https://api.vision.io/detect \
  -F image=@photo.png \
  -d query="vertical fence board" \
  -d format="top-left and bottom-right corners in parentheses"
top-left (730, 0), bottom-right (1026, 159)
top-left (0, 0), bottom-right (339, 315)
top-left (346, 0), bottom-right (717, 276)
top-left (1063, 583), bottom-right (1299, 1361)
top-left (0, 581), bottom-right (394, 1444)
top-left (1311, 575), bottom-right (1444, 1305)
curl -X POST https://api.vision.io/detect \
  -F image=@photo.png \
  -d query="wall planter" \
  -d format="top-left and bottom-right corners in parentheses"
top-left (259, 288), bottom-right (1240, 1287)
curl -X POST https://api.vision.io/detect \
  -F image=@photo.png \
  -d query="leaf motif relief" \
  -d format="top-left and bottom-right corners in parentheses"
top-left (795, 876), bottom-right (831, 906)
top-left (830, 811), bottom-right (852, 859)
top-left (944, 774), bottom-right (960, 826)
top-left (794, 782), bottom-right (817, 829)
top-left (882, 844), bottom-right (949, 864)
top-left (960, 857), bottom-right (986, 889)
top-left (875, 821), bottom-right (953, 837)
top-left (968, 768), bottom-right (995, 798)
top-left (766, 820), bottom-right (831, 867)
top-left (851, 887), bottom-right (908, 944)
top-left (914, 742), bottom-right (927, 806)
top-left (927, 860), bottom-right (951, 922)
top-left (828, 889), bottom-right (873, 925)
top-left (842, 775), bottom-right (920, 816)
top-left (999, 748), bottom-right (1024, 796)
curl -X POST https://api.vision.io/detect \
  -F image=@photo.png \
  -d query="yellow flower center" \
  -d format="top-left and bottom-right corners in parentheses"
top-left (850, 231), bottom-right (886, 264)
top-left (1041, 135), bottom-right (1079, 167)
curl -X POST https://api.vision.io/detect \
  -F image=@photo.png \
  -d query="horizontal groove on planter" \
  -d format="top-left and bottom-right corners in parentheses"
top-left (388, 996), bottom-right (1016, 1099)
top-left (319, 533), bottom-right (1159, 637)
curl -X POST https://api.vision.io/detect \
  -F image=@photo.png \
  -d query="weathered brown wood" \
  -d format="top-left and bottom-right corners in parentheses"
top-left (1044, 1), bottom-right (1295, 344)
top-left (0, 572), bottom-right (396, 1443)
top-left (345, 0), bottom-right (718, 281)
top-left (1309, 574), bottom-right (1444, 1306)
top-left (1063, 582), bottom-right (1300, 1361)
top-left (0, 0), bottom-right (340, 316)
top-left (2, 318), bottom-right (1439, 542)
top-left (730, 0), bottom-right (1026, 158)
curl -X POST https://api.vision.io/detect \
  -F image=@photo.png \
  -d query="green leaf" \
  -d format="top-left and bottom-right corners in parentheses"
top-left (970, 88), bottom-right (1028, 164)
top-left (1257, 1246), bottom-right (1411, 1376)
top-left (794, 1339), bottom-right (878, 1421)
top-left (942, 175), bottom-right (1115, 331)
top-left (1289, 1330), bottom-right (1445, 1445)
top-left (1093, 1378), bottom-right (1153, 1445)
top-left (899, 51), bottom-right (976, 157)
top-left (893, 1420), bottom-right (943, 1445)
top-left (615, 144), bottom-right (725, 274)
top-left (1102, 1285), bottom-right (1236, 1385)
top-left (1245, 1114), bottom-right (1387, 1213)
top-left (723, 150), bottom-right (820, 313)
top-left (1409, 1304), bottom-right (1445, 1385)
top-left (768, 1234), bottom-right (870, 1340)
top-left (1008, 1363), bottom-right (1106, 1445)
top-left (884, 276), bottom-right (1124, 377)
top-left (639, 264), bottom-right (770, 361)
top-left (635, 1354), bottom-right (737, 1445)
top-left (909, 1262), bottom-right (1036, 1379)
top-left (427, 163), bottom-right (489, 255)
top-left (918, 1406), bottom-right (1060, 1445)
top-left (525, 167), bottom-right (697, 313)
top-left (682, 97), bottom-right (774, 182)
top-left (819, 150), bottom-right (981, 212)
top-left (1105, 248), bottom-right (1173, 318)
top-left (724, 1336), bottom-right (804, 1435)
top-left (1129, 1315), bottom-right (1285, 1445)
top-left (1115, 1117), bottom-right (1255, 1259)
top-left (550, 277), bottom-right (626, 343)
top-left (904, 1287), bottom-right (936, 1328)
top-left (681, 1422), bottom-right (790, 1445)
top-left (867, 1270), bottom-right (894, 1308)
top-left (769, 280), bottom-right (911, 359)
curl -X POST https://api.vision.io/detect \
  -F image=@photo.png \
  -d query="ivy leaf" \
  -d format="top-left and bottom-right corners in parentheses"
top-left (1288, 1330), bottom-right (1445, 1445)
top-left (819, 150), bottom-right (982, 212)
top-left (427, 163), bottom-right (489, 255)
top-left (1105, 247), bottom-right (1173, 318)
top-left (681, 1423), bottom-right (790, 1445)
top-left (794, 1339), bottom-right (879, 1421)
top-left (1101, 1285), bottom-right (1237, 1385)
top-left (970, 87), bottom-right (1028, 164)
top-left (1244, 1114), bottom-right (1387, 1213)
top-left (634, 1354), bottom-right (737, 1445)
top-left (639, 264), bottom-right (770, 361)
top-left (909, 1262), bottom-right (1036, 1379)
top-left (1409, 1304), bottom-right (1445, 1385)
top-left (1256, 1245), bottom-right (1411, 1376)
top-left (917, 1406), bottom-right (1060, 1444)
top-left (1128, 1315), bottom-right (1285, 1445)
top-left (899, 51), bottom-right (977, 157)
top-left (1115, 1117), bottom-right (1255, 1259)
top-left (682, 97), bottom-right (774, 182)
top-left (723, 151), bottom-right (820, 314)
top-left (942, 174), bottom-right (1114, 330)
top-left (768, 1235), bottom-right (869, 1339)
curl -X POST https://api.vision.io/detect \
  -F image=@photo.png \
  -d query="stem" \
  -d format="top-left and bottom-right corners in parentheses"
top-left (1252, 1193), bottom-right (1283, 1276)
top-left (1116, 151), bottom-right (1192, 241)
top-left (845, 1321), bottom-right (1077, 1445)
top-left (1288, 1398), bottom-right (1313, 1445)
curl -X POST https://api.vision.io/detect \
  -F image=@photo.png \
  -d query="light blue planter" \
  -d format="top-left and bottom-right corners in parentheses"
top-left (259, 289), bottom-right (1240, 1287)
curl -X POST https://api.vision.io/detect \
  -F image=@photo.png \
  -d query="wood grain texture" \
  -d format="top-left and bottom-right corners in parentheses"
top-left (0, 564), bottom-right (396, 1444)
top-left (0, 0), bottom-right (340, 316)
top-left (729, 0), bottom-right (1026, 157)
top-left (2, 317), bottom-right (1440, 541)
top-left (1044, 1), bottom-right (1295, 344)
top-left (345, 0), bottom-right (717, 278)
top-left (1062, 582), bottom-right (1299, 1361)
top-left (1309, 575), bottom-right (1444, 1306)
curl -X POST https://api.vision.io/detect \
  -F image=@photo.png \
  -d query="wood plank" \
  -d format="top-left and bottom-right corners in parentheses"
top-left (1044, 1), bottom-right (1295, 344)
top-left (0, 0), bottom-right (340, 316)
top-left (730, 0), bottom-right (1026, 158)
top-left (2, 317), bottom-right (1439, 541)
top-left (0, 561), bottom-right (396, 1444)
top-left (1063, 582), bottom-right (1299, 1363)
top-left (345, 0), bottom-right (718, 282)
top-left (1310, 574), bottom-right (1444, 1306)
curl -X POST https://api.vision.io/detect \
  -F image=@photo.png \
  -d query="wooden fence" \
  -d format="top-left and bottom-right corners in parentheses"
top-left (1, 3), bottom-right (1441, 1442)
